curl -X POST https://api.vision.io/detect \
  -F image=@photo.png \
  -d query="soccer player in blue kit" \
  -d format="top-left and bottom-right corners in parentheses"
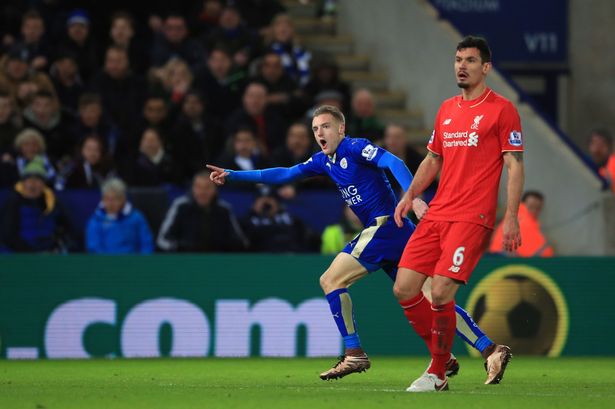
top-left (207, 105), bottom-right (508, 383)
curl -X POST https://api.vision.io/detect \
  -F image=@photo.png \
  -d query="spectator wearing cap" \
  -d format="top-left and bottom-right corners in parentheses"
top-left (10, 128), bottom-right (57, 185)
top-left (150, 14), bottom-right (204, 69)
top-left (0, 45), bottom-right (56, 111)
top-left (55, 9), bottom-right (99, 82)
top-left (588, 127), bottom-right (615, 194)
top-left (1, 157), bottom-right (76, 253)
top-left (85, 177), bottom-right (154, 254)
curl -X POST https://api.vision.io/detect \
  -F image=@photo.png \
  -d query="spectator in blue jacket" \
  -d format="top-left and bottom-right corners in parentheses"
top-left (85, 177), bottom-right (154, 254)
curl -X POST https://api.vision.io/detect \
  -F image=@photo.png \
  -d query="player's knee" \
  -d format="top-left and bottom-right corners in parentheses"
top-left (430, 286), bottom-right (454, 305)
top-left (319, 272), bottom-right (334, 293)
top-left (393, 281), bottom-right (419, 301)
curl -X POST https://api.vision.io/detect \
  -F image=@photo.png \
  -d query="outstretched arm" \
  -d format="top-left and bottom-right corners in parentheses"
top-left (394, 151), bottom-right (442, 226)
top-left (502, 151), bottom-right (525, 252)
top-left (206, 164), bottom-right (305, 186)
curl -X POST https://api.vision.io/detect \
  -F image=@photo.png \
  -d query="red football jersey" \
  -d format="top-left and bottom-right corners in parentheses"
top-left (425, 87), bottom-right (524, 228)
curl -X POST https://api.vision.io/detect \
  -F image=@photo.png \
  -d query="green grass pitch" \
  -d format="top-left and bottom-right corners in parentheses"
top-left (1, 357), bottom-right (613, 409)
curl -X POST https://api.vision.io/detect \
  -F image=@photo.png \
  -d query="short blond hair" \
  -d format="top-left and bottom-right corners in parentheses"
top-left (14, 128), bottom-right (46, 152)
top-left (312, 105), bottom-right (345, 124)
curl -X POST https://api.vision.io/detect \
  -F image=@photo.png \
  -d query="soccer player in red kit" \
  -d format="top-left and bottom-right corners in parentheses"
top-left (393, 36), bottom-right (525, 392)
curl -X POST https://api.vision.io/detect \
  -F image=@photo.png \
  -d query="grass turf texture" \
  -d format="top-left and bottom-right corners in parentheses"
top-left (1, 357), bottom-right (613, 409)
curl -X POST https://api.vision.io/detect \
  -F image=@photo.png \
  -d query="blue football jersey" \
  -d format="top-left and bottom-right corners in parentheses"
top-left (297, 137), bottom-right (399, 226)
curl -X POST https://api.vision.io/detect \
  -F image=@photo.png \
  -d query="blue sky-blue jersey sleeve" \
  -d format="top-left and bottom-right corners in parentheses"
top-left (376, 150), bottom-right (414, 191)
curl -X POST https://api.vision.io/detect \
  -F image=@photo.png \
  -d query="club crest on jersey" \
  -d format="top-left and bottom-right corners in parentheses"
top-left (471, 114), bottom-right (484, 130)
top-left (429, 130), bottom-right (435, 144)
top-left (509, 130), bottom-right (523, 146)
top-left (340, 157), bottom-right (348, 169)
top-left (361, 144), bottom-right (378, 161)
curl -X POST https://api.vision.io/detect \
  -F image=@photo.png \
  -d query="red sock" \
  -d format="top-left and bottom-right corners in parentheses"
top-left (399, 293), bottom-right (433, 353)
top-left (428, 301), bottom-right (456, 379)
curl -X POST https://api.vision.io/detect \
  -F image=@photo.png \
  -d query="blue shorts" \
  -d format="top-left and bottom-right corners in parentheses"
top-left (342, 216), bottom-right (415, 281)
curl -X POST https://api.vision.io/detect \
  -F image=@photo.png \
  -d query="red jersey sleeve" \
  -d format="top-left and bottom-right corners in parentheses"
top-left (499, 101), bottom-right (524, 152)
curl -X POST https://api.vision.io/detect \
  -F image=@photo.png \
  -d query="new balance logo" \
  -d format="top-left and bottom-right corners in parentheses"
top-left (443, 118), bottom-right (452, 125)
top-left (448, 266), bottom-right (460, 273)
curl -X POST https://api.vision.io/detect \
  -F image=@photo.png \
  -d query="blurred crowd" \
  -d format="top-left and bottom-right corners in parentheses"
top-left (0, 0), bottom-right (413, 254)
top-left (0, 1), bottom-right (612, 255)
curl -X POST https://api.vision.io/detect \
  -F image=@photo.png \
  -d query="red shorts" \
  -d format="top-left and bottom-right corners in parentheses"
top-left (398, 220), bottom-right (492, 284)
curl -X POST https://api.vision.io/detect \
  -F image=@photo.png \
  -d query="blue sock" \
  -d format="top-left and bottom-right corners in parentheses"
top-left (325, 288), bottom-right (361, 349)
top-left (455, 304), bottom-right (494, 353)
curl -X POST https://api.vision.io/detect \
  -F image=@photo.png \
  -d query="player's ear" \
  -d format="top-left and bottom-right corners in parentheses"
top-left (483, 62), bottom-right (492, 75)
top-left (339, 122), bottom-right (345, 136)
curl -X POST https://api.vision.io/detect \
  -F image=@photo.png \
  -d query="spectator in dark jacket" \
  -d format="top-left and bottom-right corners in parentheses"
top-left (157, 171), bottom-right (247, 252)
top-left (240, 192), bottom-right (316, 253)
top-left (171, 90), bottom-right (225, 181)
top-left (54, 9), bottom-right (99, 83)
top-left (85, 177), bottom-right (154, 254)
top-left (125, 127), bottom-right (179, 187)
top-left (58, 135), bottom-right (115, 190)
top-left (89, 45), bottom-right (147, 154)
top-left (149, 14), bottom-right (204, 69)
top-left (224, 81), bottom-right (287, 155)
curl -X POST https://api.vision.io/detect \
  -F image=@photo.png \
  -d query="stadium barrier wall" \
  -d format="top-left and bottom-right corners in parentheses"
top-left (1, 255), bottom-right (613, 359)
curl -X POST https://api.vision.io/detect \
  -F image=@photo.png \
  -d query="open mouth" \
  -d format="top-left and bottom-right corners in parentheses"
top-left (319, 139), bottom-right (327, 150)
top-left (457, 71), bottom-right (468, 80)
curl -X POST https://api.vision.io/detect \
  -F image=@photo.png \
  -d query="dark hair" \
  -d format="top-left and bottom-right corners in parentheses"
top-left (78, 92), bottom-right (101, 108)
top-left (589, 127), bottom-right (612, 148)
top-left (457, 35), bottom-right (492, 63)
top-left (522, 190), bottom-right (544, 202)
top-left (233, 126), bottom-right (256, 139)
top-left (22, 9), bottom-right (43, 23)
top-left (313, 104), bottom-right (345, 124)
top-left (111, 11), bottom-right (134, 27)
